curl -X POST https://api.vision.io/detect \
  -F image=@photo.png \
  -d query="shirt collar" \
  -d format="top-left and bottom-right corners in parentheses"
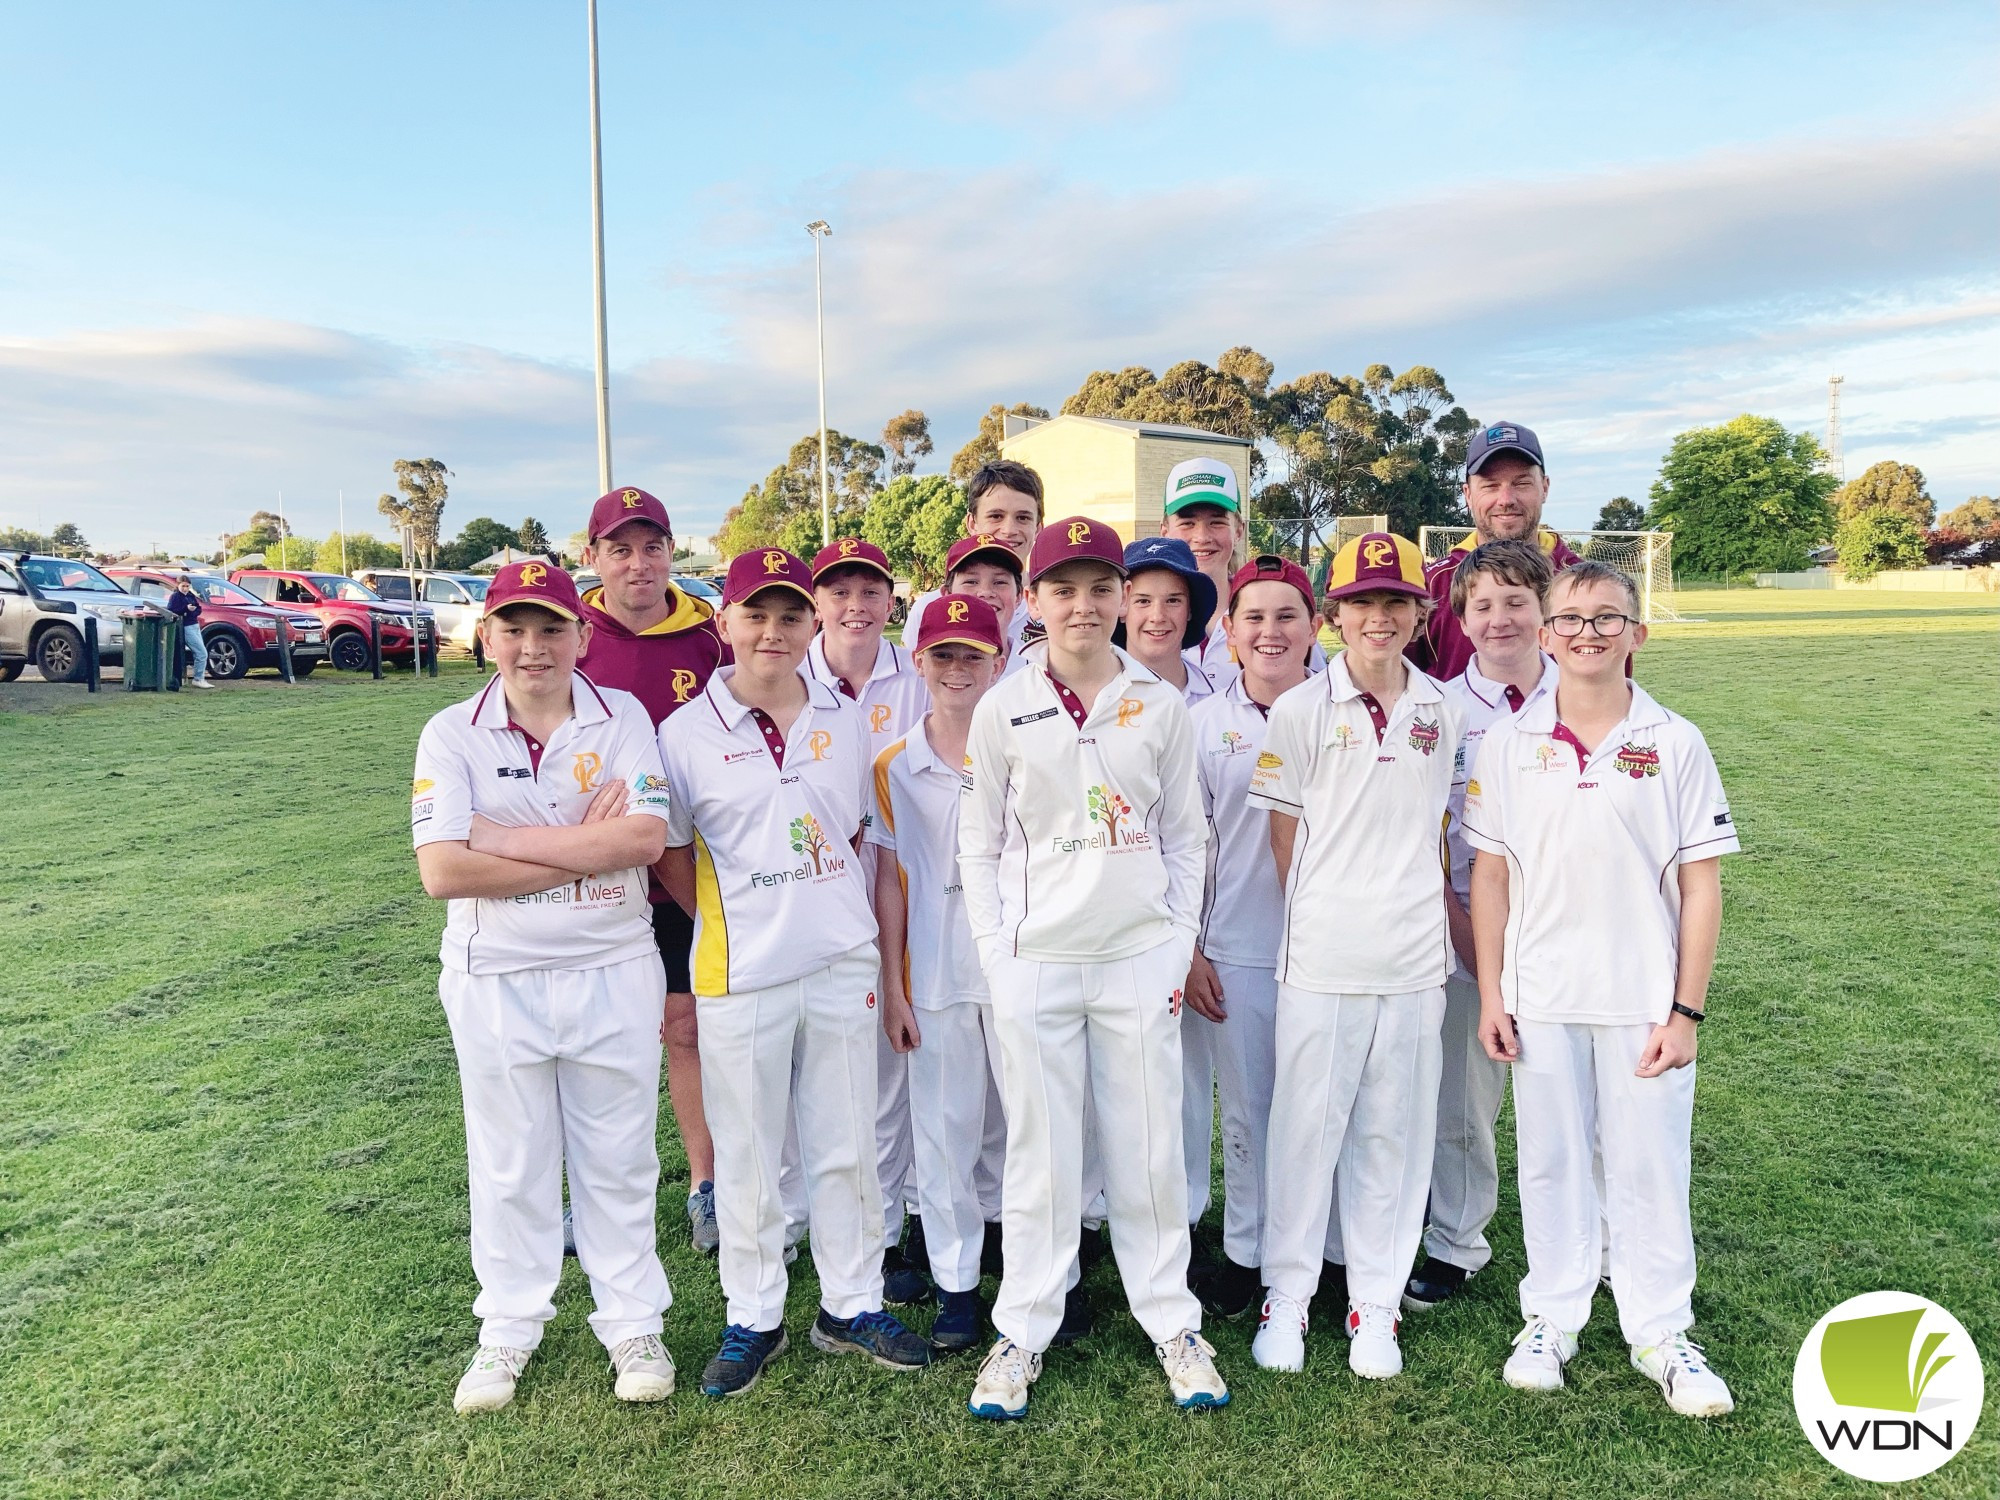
top-left (1323, 652), bottom-right (1442, 708)
top-left (702, 664), bottom-right (836, 729)
top-left (1462, 652), bottom-right (1557, 710)
top-left (1516, 678), bottom-right (1669, 736)
top-left (469, 670), bottom-right (614, 730)
top-left (807, 634), bottom-right (902, 689)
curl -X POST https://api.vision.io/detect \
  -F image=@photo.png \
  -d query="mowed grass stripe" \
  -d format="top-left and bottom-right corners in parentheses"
top-left (0, 593), bottom-right (1993, 1499)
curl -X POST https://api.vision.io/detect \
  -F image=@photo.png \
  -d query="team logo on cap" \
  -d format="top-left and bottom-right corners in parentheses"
top-left (761, 549), bottom-right (788, 574)
top-left (572, 751), bottom-right (602, 793)
top-left (518, 563), bottom-right (549, 587)
top-left (1488, 426), bottom-right (1517, 442)
top-left (1362, 539), bottom-right (1394, 570)
top-left (671, 668), bottom-right (697, 703)
top-left (1067, 521), bottom-right (1092, 546)
top-left (620, 489), bottom-right (643, 508)
top-left (837, 537), bottom-right (860, 557)
top-left (945, 599), bottom-right (971, 623)
top-left (1613, 742), bottom-right (1662, 779)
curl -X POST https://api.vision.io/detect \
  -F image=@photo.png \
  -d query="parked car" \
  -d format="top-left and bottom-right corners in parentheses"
top-left (567, 571), bottom-right (720, 604)
top-left (350, 568), bottom-right (487, 651)
top-left (106, 567), bottom-right (327, 679)
top-left (229, 569), bottom-right (437, 672)
top-left (0, 552), bottom-right (147, 682)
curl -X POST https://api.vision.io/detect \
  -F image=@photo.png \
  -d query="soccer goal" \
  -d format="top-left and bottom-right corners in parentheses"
top-left (1416, 527), bottom-right (1692, 623)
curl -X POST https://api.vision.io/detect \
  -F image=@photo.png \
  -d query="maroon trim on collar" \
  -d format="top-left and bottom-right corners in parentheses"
top-left (506, 718), bottom-right (547, 775)
top-left (1552, 721), bottom-right (1591, 771)
top-left (1503, 684), bottom-right (1526, 712)
top-left (1358, 691), bottom-right (1389, 744)
top-left (749, 707), bottom-right (788, 769)
top-left (577, 671), bottom-right (614, 718)
top-left (1045, 671), bottom-right (1090, 730)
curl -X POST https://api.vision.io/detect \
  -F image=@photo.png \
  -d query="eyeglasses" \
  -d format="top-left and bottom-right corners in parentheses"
top-left (1544, 612), bottom-right (1634, 638)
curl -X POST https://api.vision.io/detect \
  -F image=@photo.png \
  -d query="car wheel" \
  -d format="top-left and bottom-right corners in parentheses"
top-left (329, 631), bottom-right (371, 672)
top-left (0, 661), bottom-right (22, 683)
top-left (34, 624), bottom-right (86, 683)
top-left (291, 658), bottom-right (317, 678)
top-left (203, 629), bottom-right (249, 680)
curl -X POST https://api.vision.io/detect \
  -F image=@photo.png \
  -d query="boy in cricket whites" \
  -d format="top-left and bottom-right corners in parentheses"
top-left (1184, 555), bottom-right (1320, 1320)
top-left (1464, 560), bottom-right (1738, 1416)
top-left (657, 548), bottom-right (931, 1397)
top-left (412, 560), bottom-right (677, 1414)
top-left (942, 532), bottom-right (1027, 675)
top-left (804, 536), bottom-right (933, 1303)
top-left (574, 486), bottom-right (728, 1257)
top-left (1248, 532), bottom-right (1460, 1380)
top-left (1402, 538), bottom-right (1558, 1312)
top-left (870, 594), bottom-right (1010, 1353)
top-left (960, 516), bottom-right (1226, 1419)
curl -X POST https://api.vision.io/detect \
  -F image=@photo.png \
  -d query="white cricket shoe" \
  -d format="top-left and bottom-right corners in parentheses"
top-left (1156, 1329), bottom-right (1230, 1409)
top-left (1632, 1333), bottom-right (1735, 1417)
top-left (1251, 1292), bottom-right (1309, 1372)
top-left (453, 1345), bottom-right (532, 1414)
top-left (967, 1337), bottom-right (1041, 1420)
top-left (610, 1334), bottom-right (675, 1402)
top-left (1346, 1303), bottom-right (1403, 1379)
top-left (1503, 1316), bottom-right (1578, 1391)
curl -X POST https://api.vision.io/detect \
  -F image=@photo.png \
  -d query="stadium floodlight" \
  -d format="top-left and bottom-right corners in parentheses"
top-left (806, 220), bottom-right (833, 549)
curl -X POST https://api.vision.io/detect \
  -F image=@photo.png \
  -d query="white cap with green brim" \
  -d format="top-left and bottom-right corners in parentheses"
top-left (1162, 456), bottom-right (1241, 516)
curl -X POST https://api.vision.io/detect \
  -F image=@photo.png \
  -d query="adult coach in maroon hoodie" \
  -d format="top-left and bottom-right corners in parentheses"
top-left (576, 485), bottom-right (728, 1254)
top-left (1409, 422), bottom-right (1582, 680)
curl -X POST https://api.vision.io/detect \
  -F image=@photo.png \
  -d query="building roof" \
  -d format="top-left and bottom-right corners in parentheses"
top-left (1003, 411), bottom-right (1253, 446)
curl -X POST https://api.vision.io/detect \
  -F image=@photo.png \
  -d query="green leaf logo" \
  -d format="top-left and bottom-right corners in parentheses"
top-left (1822, 1309), bottom-right (1954, 1413)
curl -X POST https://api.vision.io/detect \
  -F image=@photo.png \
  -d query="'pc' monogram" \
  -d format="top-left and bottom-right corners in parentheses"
top-left (1066, 521), bottom-right (1092, 545)
top-left (761, 549), bottom-right (788, 574)
top-left (808, 730), bottom-right (833, 761)
top-left (1115, 697), bottom-right (1144, 728)
top-left (670, 668), bottom-right (697, 703)
top-left (837, 537), bottom-right (859, 556)
top-left (620, 489), bottom-right (643, 508)
top-left (518, 562), bottom-right (549, 586)
top-left (572, 752), bottom-right (602, 793)
top-left (1361, 539), bottom-right (1394, 570)
top-left (869, 705), bottom-right (892, 733)
top-left (945, 599), bottom-right (970, 623)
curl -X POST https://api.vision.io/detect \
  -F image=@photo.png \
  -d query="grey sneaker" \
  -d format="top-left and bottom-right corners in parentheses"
top-left (610, 1334), bottom-right (675, 1402)
top-left (688, 1181), bottom-right (719, 1256)
top-left (454, 1345), bottom-right (532, 1414)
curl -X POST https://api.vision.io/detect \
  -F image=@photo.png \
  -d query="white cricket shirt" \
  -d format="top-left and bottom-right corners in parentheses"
top-left (1461, 682), bottom-right (1739, 1027)
top-left (866, 719), bottom-right (988, 1010)
top-left (1192, 675), bottom-right (1303, 969)
top-left (660, 668), bottom-right (877, 996)
top-left (1247, 654), bottom-right (1460, 995)
top-left (413, 674), bottom-right (672, 976)
top-left (960, 642), bottom-right (1208, 965)
top-left (1443, 655), bottom-right (1558, 903)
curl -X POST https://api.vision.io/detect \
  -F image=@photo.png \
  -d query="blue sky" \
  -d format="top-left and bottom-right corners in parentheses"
top-left (2, 1), bottom-right (1996, 553)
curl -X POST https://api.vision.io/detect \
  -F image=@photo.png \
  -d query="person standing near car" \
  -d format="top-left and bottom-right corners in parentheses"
top-left (167, 574), bottom-right (214, 688)
top-left (575, 486), bottom-right (729, 1254)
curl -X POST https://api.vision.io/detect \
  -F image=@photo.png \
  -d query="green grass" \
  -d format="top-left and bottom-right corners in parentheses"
top-left (2, 589), bottom-right (1995, 1499)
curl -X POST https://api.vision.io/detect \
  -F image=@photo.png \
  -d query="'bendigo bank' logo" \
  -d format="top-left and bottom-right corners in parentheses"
top-left (1051, 784), bottom-right (1152, 856)
top-left (754, 813), bottom-right (849, 888)
top-left (1793, 1292), bottom-right (1984, 1482)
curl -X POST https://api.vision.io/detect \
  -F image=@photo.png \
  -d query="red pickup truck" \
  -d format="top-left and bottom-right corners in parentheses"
top-left (107, 568), bottom-right (328, 679)
top-left (229, 569), bottom-right (437, 672)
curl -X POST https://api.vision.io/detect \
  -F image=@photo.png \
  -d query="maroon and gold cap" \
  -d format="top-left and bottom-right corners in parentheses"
top-left (1324, 532), bottom-right (1428, 602)
top-left (482, 559), bottom-right (585, 621)
top-left (913, 592), bottom-right (1004, 655)
top-left (944, 532), bottom-right (1024, 581)
top-left (1229, 553), bottom-right (1317, 612)
top-left (587, 486), bottom-right (673, 543)
top-left (1027, 516), bottom-right (1126, 584)
top-left (722, 547), bottom-right (815, 607)
top-left (810, 535), bottom-right (895, 584)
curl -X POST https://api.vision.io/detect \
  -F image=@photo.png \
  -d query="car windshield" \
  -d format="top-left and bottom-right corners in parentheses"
top-left (675, 575), bottom-right (719, 599)
top-left (194, 578), bottom-right (263, 606)
top-left (19, 557), bottom-right (124, 593)
top-left (306, 574), bottom-right (382, 602)
top-left (459, 577), bottom-right (489, 600)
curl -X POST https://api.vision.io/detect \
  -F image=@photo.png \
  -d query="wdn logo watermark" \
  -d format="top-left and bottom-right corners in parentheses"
top-left (1793, 1292), bottom-right (1984, 1483)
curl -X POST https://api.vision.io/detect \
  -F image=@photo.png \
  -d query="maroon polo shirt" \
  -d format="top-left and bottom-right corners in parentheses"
top-left (1408, 531), bottom-right (1583, 681)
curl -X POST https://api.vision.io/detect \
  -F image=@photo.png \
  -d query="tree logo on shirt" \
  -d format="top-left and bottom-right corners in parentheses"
top-left (788, 814), bottom-right (836, 874)
top-left (1532, 743), bottom-right (1563, 773)
top-left (1115, 696), bottom-right (1144, 728)
top-left (571, 751), bottom-right (603, 793)
top-left (1087, 784), bottom-right (1132, 847)
top-left (870, 705), bottom-right (892, 734)
top-left (1331, 723), bottom-right (1360, 752)
top-left (809, 729), bottom-right (834, 761)
top-left (1221, 730), bottom-right (1246, 753)
top-left (1612, 742), bottom-right (1661, 779)
top-left (670, 668), bottom-right (698, 703)
top-left (1407, 717), bottom-right (1441, 756)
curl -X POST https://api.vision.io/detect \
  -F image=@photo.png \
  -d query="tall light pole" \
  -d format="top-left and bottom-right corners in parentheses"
top-left (587, 0), bottom-right (613, 494)
top-left (806, 219), bottom-right (833, 548)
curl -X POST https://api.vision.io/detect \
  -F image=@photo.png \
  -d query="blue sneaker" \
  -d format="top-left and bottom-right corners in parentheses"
top-left (809, 1308), bottom-right (932, 1370)
top-left (700, 1323), bottom-right (788, 1398)
top-left (883, 1218), bottom-right (933, 1305)
top-left (930, 1288), bottom-right (985, 1353)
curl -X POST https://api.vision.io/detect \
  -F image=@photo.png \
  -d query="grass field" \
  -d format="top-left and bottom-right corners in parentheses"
top-left (1, 589), bottom-right (1994, 1499)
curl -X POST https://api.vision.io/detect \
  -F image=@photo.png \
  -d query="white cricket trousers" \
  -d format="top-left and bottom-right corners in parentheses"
top-left (908, 1001), bottom-right (1006, 1292)
top-left (1513, 1018), bottom-right (1697, 1347)
top-left (1424, 972), bottom-right (1509, 1273)
top-left (439, 953), bottom-right (671, 1352)
top-left (877, 1027), bottom-right (915, 1240)
top-left (698, 944), bottom-right (886, 1331)
top-left (1262, 986), bottom-right (1446, 1310)
top-left (1210, 962), bottom-right (1280, 1269)
top-left (1181, 1005), bottom-right (1216, 1226)
top-left (988, 937), bottom-right (1203, 1352)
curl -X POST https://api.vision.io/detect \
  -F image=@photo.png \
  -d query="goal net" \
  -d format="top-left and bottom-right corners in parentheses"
top-left (1416, 528), bottom-right (1692, 623)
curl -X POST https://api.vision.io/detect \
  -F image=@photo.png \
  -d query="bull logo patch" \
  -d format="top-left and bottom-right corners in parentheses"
top-left (1408, 717), bottom-right (1440, 756)
top-left (1613, 742), bottom-right (1662, 779)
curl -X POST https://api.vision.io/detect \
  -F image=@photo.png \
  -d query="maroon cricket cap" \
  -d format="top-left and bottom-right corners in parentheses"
top-left (722, 547), bottom-right (815, 607)
top-left (587, 486), bottom-right (673, 543)
top-left (810, 536), bottom-right (895, 585)
top-left (1027, 516), bottom-right (1127, 585)
top-left (913, 592), bottom-right (1004, 655)
top-left (944, 532), bottom-right (1024, 581)
top-left (1229, 553), bottom-right (1317, 613)
top-left (482, 559), bottom-right (585, 621)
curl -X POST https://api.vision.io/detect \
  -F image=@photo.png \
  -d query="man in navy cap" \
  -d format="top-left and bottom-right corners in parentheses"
top-left (1409, 422), bottom-right (1581, 680)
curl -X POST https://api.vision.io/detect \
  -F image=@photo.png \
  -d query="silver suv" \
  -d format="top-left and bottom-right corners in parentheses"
top-left (353, 569), bottom-right (488, 651)
top-left (0, 553), bottom-right (143, 682)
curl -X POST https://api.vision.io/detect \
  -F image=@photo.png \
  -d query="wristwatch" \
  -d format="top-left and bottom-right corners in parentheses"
top-left (1671, 1001), bottom-right (1706, 1024)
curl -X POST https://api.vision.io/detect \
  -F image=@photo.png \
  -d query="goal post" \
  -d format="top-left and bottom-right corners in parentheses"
top-left (1416, 527), bottom-right (1690, 624)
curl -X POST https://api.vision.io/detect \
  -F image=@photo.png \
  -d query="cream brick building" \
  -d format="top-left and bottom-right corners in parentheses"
top-left (1000, 413), bottom-right (1253, 542)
